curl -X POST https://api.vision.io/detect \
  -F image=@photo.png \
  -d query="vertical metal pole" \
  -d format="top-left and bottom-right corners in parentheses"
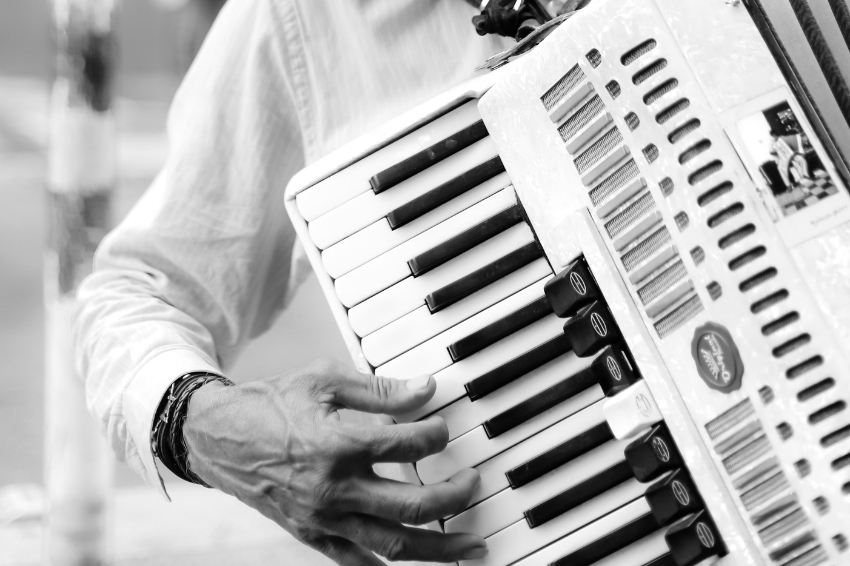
top-left (44, 0), bottom-right (117, 564)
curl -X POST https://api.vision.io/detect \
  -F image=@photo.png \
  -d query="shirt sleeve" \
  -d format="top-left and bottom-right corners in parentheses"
top-left (71, 0), bottom-right (311, 497)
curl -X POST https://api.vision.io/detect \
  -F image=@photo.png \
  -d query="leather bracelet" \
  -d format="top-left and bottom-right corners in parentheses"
top-left (151, 371), bottom-right (234, 486)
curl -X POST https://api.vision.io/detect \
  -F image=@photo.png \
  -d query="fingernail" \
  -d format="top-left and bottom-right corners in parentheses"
top-left (462, 545), bottom-right (488, 560)
top-left (406, 375), bottom-right (431, 391)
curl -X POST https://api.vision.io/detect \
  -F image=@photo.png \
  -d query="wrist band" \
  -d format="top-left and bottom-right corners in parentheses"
top-left (151, 371), bottom-right (234, 487)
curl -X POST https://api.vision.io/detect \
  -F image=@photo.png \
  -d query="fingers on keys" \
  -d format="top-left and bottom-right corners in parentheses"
top-left (332, 513), bottom-right (488, 563)
top-left (347, 468), bottom-right (480, 525)
top-left (320, 360), bottom-right (436, 414)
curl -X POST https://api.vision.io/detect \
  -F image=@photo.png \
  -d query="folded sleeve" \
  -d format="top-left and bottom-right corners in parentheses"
top-left (71, 0), bottom-right (312, 496)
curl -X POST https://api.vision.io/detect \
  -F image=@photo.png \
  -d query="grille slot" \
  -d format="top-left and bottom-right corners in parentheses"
top-left (809, 402), bottom-right (846, 425)
top-left (644, 78), bottom-right (679, 105)
top-left (698, 181), bottom-right (734, 206)
top-left (678, 139), bottom-right (712, 164)
top-left (832, 453), bottom-right (850, 470)
top-left (575, 128), bottom-right (623, 173)
top-left (740, 268), bottom-right (777, 292)
top-left (590, 159), bottom-right (639, 206)
top-left (761, 312), bottom-right (800, 336)
top-left (638, 260), bottom-right (687, 305)
top-left (643, 143), bottom-right (659, 163)
top-left (660, 177), bottom-right (674, 196)
top-left (708, 203), bottom-right (744, 227)
top-left (621, 39), bottom-right (657, 65)
top-left (542, 64), bottom-right (586, 111)
top-left (719, 224), bottom-right (756, 249)
top-left (724, 435), bottom-right (772, 474)
top-left (668, 118), bottom-right (700, 143)
top-left (587, 48), bottom-right (602, 67)
top-left (708, 281), bottom-right (723, 300)
top-left (798, 379), bottom-right (835, 402)
top-left (787, 356), bottom-right (824, 379)
top-left (656, 98), bottom-right (690, 124)
top-left (605, 192), bottom-right (655, 238)
top-left (622, 227), bottom-right (671, 271)
top-left (822, 425), bottom-right (850, 448)
top-left (729, 246), bottom-right (766, 270)
top-left (773, 334), bottom-right (812, 358)
top-left (624, 112), bottom-right (640, 131)
top-left (742, 473), bottom-right (790, 511)
top-left (691, 246), bottom-right (706, 265)
top-left (688, 160), bottom-right (723, 185)
top-left (674, 212), bottom-right (689, 231)
top-left (632, 58), bottom-right (668, 85)
top-left (751, 290), bottom-right (790, 314)
top-left (654, 293), bottom-right (703, 339)
top-left (559, 95), bottom-right (605, 142)
top-left (606, 80), bottom-right (621, 99)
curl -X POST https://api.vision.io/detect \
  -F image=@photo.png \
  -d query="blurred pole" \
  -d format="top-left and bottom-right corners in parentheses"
top-left (44, 0), bottom-right (117, 564)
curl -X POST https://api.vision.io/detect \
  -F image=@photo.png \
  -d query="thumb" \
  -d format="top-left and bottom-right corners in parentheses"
top-left (330, 369), bottom-right (436, 415)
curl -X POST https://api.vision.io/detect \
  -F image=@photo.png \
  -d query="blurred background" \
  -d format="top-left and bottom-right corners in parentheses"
top-left (0, 0), bottom-right (348, 563)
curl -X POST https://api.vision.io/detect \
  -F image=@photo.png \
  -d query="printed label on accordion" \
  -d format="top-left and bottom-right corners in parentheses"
top-left (691, 322), bottom-right (744, 393)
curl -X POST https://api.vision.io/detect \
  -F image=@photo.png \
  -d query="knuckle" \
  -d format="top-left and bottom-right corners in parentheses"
top-left (309, 477), bottom-right (338, 510)
top-left (382, 536), bottom-right (410, 562)
top-left (399, 496), bottom-right (427, 525)
top-left (367, 374), bottom-right (395, 403)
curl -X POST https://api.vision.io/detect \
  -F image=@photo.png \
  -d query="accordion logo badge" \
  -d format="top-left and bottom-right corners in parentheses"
top-left (569, 272), bottom-right (587, 296)
top-left (691, 322), bottom-right (744, 393)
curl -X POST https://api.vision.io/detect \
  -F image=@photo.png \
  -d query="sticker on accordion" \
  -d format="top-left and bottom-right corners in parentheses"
top-left (690, 322), bottom-right (744, 393)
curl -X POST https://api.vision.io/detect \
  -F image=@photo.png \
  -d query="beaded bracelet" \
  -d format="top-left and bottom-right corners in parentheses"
top-left (151, 371), bottom-right (234, 487)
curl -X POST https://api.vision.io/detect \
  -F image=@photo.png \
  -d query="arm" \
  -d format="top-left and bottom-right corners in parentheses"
top-left (72, 0), bottom-right (305, 493)
top-left (72, 1), bottom-right (487, 563)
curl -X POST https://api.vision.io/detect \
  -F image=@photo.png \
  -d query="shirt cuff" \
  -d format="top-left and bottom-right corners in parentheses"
top-left (123, 347), bottom-right (220, 500)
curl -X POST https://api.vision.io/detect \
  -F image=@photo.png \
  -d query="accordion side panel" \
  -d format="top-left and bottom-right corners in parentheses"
top-left (479, 0), bottom-right (850, 564)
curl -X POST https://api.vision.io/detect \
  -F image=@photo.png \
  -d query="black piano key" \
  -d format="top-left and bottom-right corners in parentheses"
top-left (484, 365), bottom-right (598, 439)
top-left (592, 344), bottom-right (641, 397)
top-left (644, 554), bottom-right (677, 566)
top-left (525, 460), bottom-right (633, 528)
top-left (544, 256), bottom-right (603, 318)
top-left (425, 242), bottom-right (542, 314)
top-left (625, 424), bottom-right (683, 483)
top-left (369, 121), bottom-right (489, 195)
top-left (448, 295), bottom-right (551, 362)
top-left (664, 511), bottom-right (725, 566)
top-left (465, 334), bottom-right (571, 401)
top-left (408, 204), bottom-right (523, 277)
top-left (506, 421), bottom-right (614, 489)
top-left (562, 299), bottom-right (622, 357)
top-left (549, 513), bottom-right (661, 566)
top-left (645, 470), bottom-right (703, 526)
top-left (386, 156), bottom-right (505, 229)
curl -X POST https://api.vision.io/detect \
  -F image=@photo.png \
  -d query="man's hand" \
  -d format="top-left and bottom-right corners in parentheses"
top-left (183, 359), bottom-right (488, 565)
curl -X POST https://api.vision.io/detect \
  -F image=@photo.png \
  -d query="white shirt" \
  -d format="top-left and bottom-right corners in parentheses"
top-left (72, 0), bottom-right (508, 497)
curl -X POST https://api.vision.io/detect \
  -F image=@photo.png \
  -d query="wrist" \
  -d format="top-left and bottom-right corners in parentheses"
top-left (151, 372), bottom-right (234, 487)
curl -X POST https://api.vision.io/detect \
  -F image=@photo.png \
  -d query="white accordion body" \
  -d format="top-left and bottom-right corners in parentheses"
top-left (285, 1), bottom-right (850, 565)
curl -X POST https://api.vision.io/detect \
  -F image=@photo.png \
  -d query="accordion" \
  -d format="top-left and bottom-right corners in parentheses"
top-left (285, 0), bottom-right (850, 564)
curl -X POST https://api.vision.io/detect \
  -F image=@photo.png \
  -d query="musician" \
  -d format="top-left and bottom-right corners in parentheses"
top-left (72, 1), bottom-right (512, 564)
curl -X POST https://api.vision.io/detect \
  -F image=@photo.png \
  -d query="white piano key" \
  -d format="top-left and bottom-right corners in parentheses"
top-left (437, 349), bottom-right (589, 441)
top-left (362, 263), bottom-right (549, 366)
top-left (389, 313), bottom-right (566, 423)
top-left (603, 380), bottom-right (663, 440)
top-left (336, 187), bottom-right (518, 309)
top-left (470, 400), bottom-right (608, 506)
top-left (308, 137), bottom-right (500, 250)
top-left (350, 221), bottom-right (537, 336)
top-left (591, 530), bottom-right (669, 566)
top-left (295, 100), bottom-right (482, 222)
top-left (416, 386), bottom-right (603, 485)
top-left (321, 174), bottom-right (510, 279)
top-left (445, 439), bottom-right (630, 538)
top-left (462, 480), bottom-right (647, 566)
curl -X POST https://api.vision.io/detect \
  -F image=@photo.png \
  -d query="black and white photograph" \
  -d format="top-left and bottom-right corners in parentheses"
top-left (3, 1), bottom-right (850, 566)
